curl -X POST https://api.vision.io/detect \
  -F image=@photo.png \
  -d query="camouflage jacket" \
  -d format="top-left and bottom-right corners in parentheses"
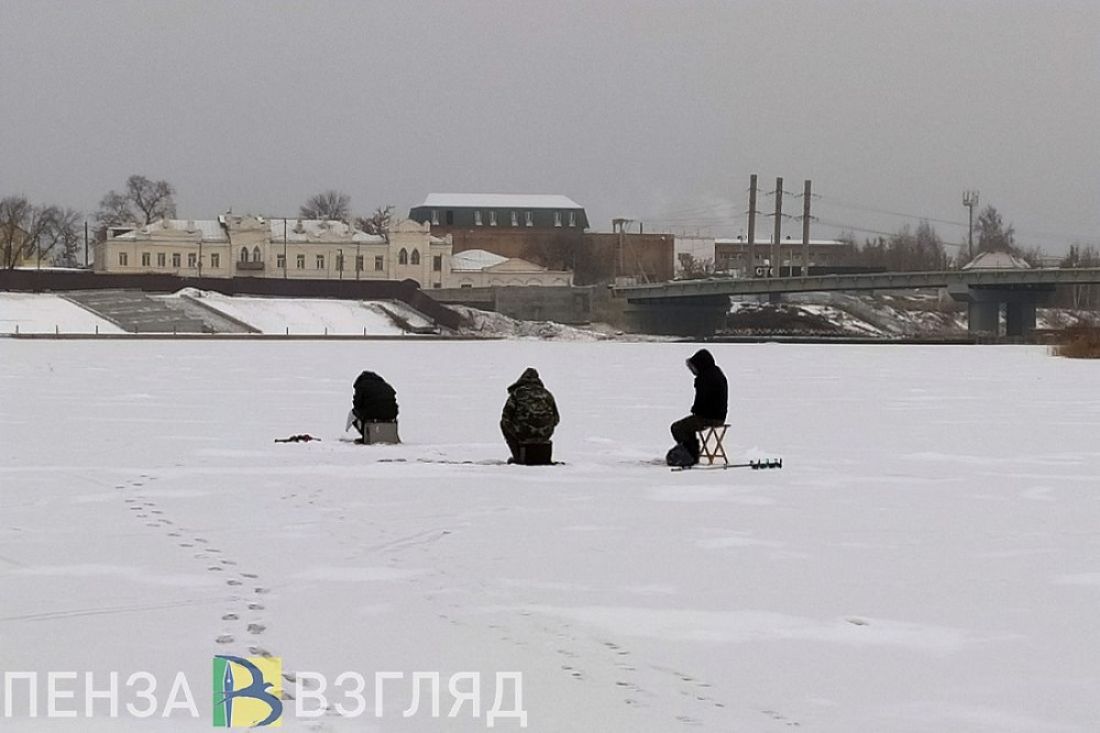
top-left (501, 368), bottom-right (560, 441)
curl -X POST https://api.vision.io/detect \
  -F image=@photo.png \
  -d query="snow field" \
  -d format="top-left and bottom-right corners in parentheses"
top-left (1, 341), bottom-right (1098, 731)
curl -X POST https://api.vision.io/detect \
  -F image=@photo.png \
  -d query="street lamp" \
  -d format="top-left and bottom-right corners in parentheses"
top-left (962, 190), bottom-right (979, 261)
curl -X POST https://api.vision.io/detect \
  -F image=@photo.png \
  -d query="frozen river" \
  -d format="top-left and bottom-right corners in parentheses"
top-left (1, 339), bottom-right (1098, 731)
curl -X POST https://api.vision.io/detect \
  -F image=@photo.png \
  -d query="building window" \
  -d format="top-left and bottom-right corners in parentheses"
top-left (141, 252), bottom-right (150, 266)
top-left (239, 247), bottom-right (249, 262)
top-left (474, 210), bottom-right (482, 226)
top-left (569, 211), bottom-right (577, 227)
top-left (188, 253), bottom-right (197, 268)
top-left (553, 211), bottom-right (562, 227)
top-left (276, 253), bottom-right (286, 269)
top-left (118, 252), bottom-right (128, 266)
top-left (211, 253), bottom-right (220, 268)
top-left (460, 283), bottom-right (472, 289)
top-left (446, 210), bottom-right (454, 225)
top-left (375, 255), bottom-right (384, 271)
top-left (430, 209), bottom-right (439, 225)
top-left (525, 210), bottom-right (533, 227)
top-left (489, 211), bottom-right (497, 226)
top-left (510, 211), bottom-right (518, 227)
top-left (433, 254), bottom-right (442, 272)
top-left (157, 252), bottom-right (166, 267)
top-left (355, 255), bottom-right (364, 272)
top-left (315, 254), bottom-right (325, 269)
top-left (410, 249), bottom-right (420, 265)
top-left (252, 246), bottom-right (262, 262)
top-left (296, 254), bottom-right (305, 269)
top-left (172, 253), bottom-right (181, 267)
top-left (433, 282), bottom-right (441, 289)
top-left (398, 248), bottom-right (408, 265)
top-left (336, 254), bottom-right (344, 271)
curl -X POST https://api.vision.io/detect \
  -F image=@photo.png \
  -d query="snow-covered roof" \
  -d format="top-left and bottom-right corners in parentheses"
top-left (111, 217), bottom-right (382, 244)
top-left (113, 219), bottom-right (228, 242)
top-left (963, 251), bottom-right (1031, 270)
top-left (450, 249), bottom-right (510, 271)
top-left (267, 219), bottom-right (382, 244)
top-left (420, 193), bottom-right (583, 210)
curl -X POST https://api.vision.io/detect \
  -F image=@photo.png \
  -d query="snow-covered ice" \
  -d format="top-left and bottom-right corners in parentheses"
top-left (2, 341), bottom-right (1099, 731)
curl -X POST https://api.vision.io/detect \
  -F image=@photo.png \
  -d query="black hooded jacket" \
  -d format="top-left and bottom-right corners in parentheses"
top-left (352, 371), bottom-right (398, 422)
top-left (687, 349), bottom-right (727, 421)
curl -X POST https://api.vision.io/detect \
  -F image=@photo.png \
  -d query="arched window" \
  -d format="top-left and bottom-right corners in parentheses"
top-left (410, 249), bottom-right (420, 265)
top-left (252, 246), bottom-right (262, 262)
top-left (398, 248), bottom-right (408, 265)
top-left (239, 247), bottom-right (249, 262)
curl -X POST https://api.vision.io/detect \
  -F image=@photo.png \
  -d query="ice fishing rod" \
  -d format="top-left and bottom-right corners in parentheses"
top-left (673, 458), bottom-right (783, 472)
top-left (736, 458), bottom-right (782, 470)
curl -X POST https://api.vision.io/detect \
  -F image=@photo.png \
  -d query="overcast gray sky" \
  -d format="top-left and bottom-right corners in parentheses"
top-left (2, 1), bottom-right (1097, 254)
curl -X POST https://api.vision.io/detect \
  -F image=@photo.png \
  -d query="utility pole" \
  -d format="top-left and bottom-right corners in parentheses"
top-left (802, 179), bottom-right (812, 277)
top-left (962, 190), bottom-right (979, 261)
top-left (84, 220), bottom-right (89, 267)
top-left (283, 219), bottom-right (288, 279)
top-left (747, 174), bottom-right (757, 277)
top-left (772, 177), bottom-right (783, 277)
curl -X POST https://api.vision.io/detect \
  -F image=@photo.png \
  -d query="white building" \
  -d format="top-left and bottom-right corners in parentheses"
top-left (448, 249), bottom-right (573, 288)
top-left (95, 216), bottom-right (454, 288)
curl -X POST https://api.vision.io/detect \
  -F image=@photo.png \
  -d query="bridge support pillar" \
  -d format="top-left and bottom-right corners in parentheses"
top-left (967, 301), bottom-right (1000, 336)
top-left (1005, 301), bottom-right (1036, 337)
top-left (949, 284), bottom-right (1054, 339)
top-left (620, 296), bottom-right (730, 337)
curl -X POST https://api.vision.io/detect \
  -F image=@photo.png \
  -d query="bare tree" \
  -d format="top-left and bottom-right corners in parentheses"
top-left (356, 204), bottom-right (395, 235)
top-left (677, 252), bottom-right (714, 279)
top-left (0, 196), bottom-right (34, 268)
top-left (300, 190), bottom-right (351, 221)
top-left (126, 175), bottom-right (176, 223)
top-left (95, 174), bottom-right (177, 240)
top-left (0, 196), bottom-right (80, 269)
top-left (94, 190), bottom-right (135, 233)
top-left (50, 208), bottom-right (83, 267)
top-left (975, 205), bottom-right (1016, 254)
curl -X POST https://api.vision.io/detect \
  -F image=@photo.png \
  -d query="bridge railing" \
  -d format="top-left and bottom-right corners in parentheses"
top-left (614, 268), bottom-right (1100, 299)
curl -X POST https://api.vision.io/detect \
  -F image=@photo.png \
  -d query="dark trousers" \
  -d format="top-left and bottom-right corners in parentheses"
top-left (501, 422), bottom-right (522, 462)
top-left (502, 421), bottom-right (554, 463)
top-left (671, 415), bottom-right (724, 459)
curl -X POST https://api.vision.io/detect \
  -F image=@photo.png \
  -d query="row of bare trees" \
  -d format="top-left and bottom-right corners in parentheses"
top-left (834, 206), bottom-right (1047, 270)
top-left (0, 197), bottom-right (83, 269)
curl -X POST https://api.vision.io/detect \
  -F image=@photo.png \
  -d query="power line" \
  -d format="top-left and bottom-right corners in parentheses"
top-left (816, 195), bottom-right (970, 228)
top-left (815, 218), bottom-right (964, 248)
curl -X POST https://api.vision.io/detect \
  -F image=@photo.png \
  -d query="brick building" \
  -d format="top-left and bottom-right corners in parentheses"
top-left (408, 193), bottom-right (673, 284)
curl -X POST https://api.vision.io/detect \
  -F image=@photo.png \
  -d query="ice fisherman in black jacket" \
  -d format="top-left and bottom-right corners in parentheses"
top-left (670, 348), bottom-right (728, 464)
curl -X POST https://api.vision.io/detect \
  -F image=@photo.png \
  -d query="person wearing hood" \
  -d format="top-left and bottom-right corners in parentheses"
top-left (670, 348), bottom-right (728, 464)
top-left (500, 367), bottom-right (560, 463)
top-left (347, 371), bottom-right (400, 443)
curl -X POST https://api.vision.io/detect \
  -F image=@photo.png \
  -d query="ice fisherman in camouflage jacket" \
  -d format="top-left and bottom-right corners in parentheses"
top-left (500, 367), bottom-right (560, 461)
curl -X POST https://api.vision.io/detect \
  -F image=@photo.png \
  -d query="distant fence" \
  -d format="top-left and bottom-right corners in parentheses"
top-left (0, 270), bottom-right (463, 330)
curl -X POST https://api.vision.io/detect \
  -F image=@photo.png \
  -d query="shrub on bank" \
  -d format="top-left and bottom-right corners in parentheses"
top-left (1052, 326), bottom-right (1100, 358)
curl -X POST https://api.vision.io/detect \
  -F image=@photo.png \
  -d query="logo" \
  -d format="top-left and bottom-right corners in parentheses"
top-left (212, 655), bottom-right (283, 728)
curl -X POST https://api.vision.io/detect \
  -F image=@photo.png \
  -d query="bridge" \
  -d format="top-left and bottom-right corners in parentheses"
top-left (613, 268), bottom-right (1100, 337)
